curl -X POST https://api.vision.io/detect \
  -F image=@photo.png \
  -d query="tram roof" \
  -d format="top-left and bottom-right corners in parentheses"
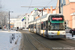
top-left (29, 14), bottom-right (63, 23)
top-left (36, 14), bottom-right (48, 21)
top-left (36, 14), bottom-right (63, 21)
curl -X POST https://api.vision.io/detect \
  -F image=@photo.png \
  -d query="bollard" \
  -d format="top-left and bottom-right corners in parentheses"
top-left (12, 34), bottom-right (15, 40)
top-left (10, 36), bottom-right (12, 43)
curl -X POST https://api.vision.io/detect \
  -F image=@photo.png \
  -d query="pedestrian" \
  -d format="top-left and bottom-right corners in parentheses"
top-left (72, 28), bottom-right (75, 37)
top-left (16, 27), bottom-right (19, 31)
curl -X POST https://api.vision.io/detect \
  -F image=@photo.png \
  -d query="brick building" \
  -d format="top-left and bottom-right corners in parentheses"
top-left (56, 0), bottom-right (75, 28)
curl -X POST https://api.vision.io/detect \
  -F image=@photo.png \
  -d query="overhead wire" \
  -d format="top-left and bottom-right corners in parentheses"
top-left (44, 0), bottom-right (57, 8)
top-left (45, 0), bottom-right (53, 7)
top-left (37, 0), bottom-right (57, 16)
top-left (26, 0), bottom-right (33, 12)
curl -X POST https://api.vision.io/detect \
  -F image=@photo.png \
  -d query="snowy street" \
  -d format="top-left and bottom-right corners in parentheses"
top-left (0, 29), bottom-right (75, 50)
top-left (0, 30), bottom-right (22, 50)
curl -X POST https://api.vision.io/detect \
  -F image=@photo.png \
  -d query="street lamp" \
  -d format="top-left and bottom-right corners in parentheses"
top-left (9, 11), bottom-right (13, 30)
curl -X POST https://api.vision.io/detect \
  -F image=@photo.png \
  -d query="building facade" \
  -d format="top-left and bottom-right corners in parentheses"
top-left (56, 0), bottom-right (75, 28)
top-left (14, 13), bottom-right (29, 29)
top-left (29, 7), bottom-right (55, 21)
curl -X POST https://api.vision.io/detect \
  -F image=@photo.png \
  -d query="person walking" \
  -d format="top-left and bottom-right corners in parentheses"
top-left (72, 28), bottom-right (75, 37)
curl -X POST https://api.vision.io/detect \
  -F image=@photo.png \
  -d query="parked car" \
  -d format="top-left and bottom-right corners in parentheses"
top-left (65, 27), bottom-right (72, 33)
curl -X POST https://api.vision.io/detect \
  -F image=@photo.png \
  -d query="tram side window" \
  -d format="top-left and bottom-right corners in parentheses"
top-left (43, 22), bottom-right (46, 30)
top-left (37, 23), bottom-right (40, 29)
top-left (31, 24), bottom-right (33, 28)
top-left (46, 21), bottom-right (48, 30)
top-left (35, 24), bottom-right (36, 29)
top-left (30, 25), bottom-right (31, 28)
top-left (30, 24), bottom-right (32, 28)
top-left (41, 23), bottom-right (43, 30)
top-left (29, 25), bottom-right (30, 28)
top-left (34, 24), bottom-right (35, 28)
top-left (32, 24), bottom-right (34, 28)
top-left (34, 24), bottom-right (36, 29)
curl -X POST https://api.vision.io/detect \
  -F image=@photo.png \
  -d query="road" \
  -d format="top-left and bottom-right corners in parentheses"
top-left (19, 30), bottom-right (75, 50)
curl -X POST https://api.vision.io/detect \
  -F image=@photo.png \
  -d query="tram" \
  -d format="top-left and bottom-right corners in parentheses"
top-left (29, 14), bottom-right (66, 39)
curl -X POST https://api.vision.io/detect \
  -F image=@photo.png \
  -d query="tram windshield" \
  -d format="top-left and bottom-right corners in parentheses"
top-left (50, 23), bottom-right (65, 30)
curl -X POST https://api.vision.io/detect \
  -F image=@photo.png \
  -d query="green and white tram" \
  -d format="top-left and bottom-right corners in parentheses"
top-left (29, 14), bottom-right (66, 39)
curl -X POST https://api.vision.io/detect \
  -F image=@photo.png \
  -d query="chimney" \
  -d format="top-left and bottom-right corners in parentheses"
top-left (50, 6), bottom-right (53, 14)
top-left (47, 8), bottom-right (49, 14)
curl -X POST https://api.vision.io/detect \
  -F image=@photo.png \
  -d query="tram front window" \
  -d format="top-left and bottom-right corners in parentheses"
top-left (50, 23), bottom-right (65, 30)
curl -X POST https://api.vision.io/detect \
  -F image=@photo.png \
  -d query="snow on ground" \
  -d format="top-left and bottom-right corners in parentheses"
top-left (0, 30), bottom-right (22, 50)
top-left (66, 33), bottom-right (75, 40)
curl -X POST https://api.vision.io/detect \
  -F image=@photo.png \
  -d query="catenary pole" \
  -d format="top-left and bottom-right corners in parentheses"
top-left (9, 11), bottom-right (10, 30)
top-left (59, 0), bottom-right (61, 13)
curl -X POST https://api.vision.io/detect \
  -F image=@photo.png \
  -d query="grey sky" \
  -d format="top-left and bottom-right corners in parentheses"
top-left (1, 0), bottom-right (57, 17)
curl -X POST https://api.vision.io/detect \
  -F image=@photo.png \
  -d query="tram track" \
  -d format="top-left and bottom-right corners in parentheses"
top-left (25, 31), bottom-right (51, 50)
top-left (20, 30), bottom-right (38, 50)
top-left (19, 30), bottom-right (75, 50)
top-left (24, 33), bottom-right (38, 50)
top-left (27, 31), bottom-right (75, 48)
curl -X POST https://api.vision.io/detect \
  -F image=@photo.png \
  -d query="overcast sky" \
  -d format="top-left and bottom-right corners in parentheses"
top-left (1, 0), bottom-right (57, 17)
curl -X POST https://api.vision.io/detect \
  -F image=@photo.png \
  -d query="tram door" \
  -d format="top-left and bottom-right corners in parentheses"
top-left (46, 21), bottom-right (48, 37)
top-left (37, 23), bottom-right (40, 34)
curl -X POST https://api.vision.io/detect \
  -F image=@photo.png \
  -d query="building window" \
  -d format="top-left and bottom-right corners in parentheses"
top-left (25, 22), bottom-right (26, 24)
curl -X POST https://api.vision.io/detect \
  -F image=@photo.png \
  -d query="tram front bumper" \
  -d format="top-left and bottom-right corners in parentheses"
top-left (48, 35), bottom-right (66, 39)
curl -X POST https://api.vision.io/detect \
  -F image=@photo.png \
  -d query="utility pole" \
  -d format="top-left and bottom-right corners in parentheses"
top-left (9, 11), bottom-right (13, 30)
top-left (59, 0), bottom-right (61, 13)
top-left (41, 9), bottom-right (43, 16)
top-left (9, 11), bottom-right (10, 30)
top-left (61, 0), bottom-right (63, 14)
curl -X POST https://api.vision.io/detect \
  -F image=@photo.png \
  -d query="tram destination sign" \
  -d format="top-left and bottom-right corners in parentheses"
top-left (51, 16), bottom-right (64, 21)
top-left (52, 18), bottom-right (62, 20)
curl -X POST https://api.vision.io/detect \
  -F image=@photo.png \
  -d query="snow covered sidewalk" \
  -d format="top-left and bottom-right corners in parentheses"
top-left (66, 33), bottom-right (75, 40)
top-left (0, 30), bottom-right (22, 50)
